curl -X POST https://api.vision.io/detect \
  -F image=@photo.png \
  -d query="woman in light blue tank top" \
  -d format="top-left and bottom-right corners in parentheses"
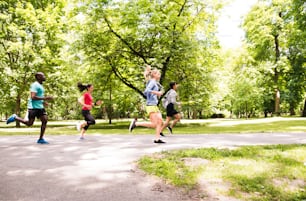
top-left (129, 66), bottom-right (166, 143)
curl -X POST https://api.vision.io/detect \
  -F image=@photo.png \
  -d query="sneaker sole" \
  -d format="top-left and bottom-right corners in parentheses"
top-left (154, 140), bottom-right (166, 143)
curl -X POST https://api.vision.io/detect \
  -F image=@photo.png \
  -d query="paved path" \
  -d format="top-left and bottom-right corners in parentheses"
top-left (0, 133), bottom-right (305, 201)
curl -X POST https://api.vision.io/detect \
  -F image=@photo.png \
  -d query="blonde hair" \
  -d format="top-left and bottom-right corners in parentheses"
top-left (150, 68), bottom-right (160, 78)
top-left (144, 64), bottom-right (152, 82)
top-left (143, 64), bottom-right (160, 81)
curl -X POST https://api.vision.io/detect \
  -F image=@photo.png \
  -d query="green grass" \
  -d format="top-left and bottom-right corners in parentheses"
top-left (138, 144), bottom-right (306, 201)
top-left (139, 153), bottom-right (202, 189)
top-left (0, 117), bottom-right (305, 136)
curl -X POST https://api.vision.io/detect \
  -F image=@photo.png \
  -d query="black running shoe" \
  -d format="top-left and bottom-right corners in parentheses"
top-left (160, 132), bottom-right (165, 137)
top-left (154, 139), bottom-right (166, 143)
top-left (167, 126), bottom-right (173, 134)
top-left (129, 118), bottom-right (137, 132)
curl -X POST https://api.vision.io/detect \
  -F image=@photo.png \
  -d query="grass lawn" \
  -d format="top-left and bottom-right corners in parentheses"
top-left (0, 117), bottom-right (305, 135)
top-left (138, 144), bottom-right (306, 201)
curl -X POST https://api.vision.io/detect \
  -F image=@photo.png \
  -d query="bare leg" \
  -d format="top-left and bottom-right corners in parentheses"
top-left (156, 113), bottom-right (163, 139)
top-left (80, 128), bottom-right (86, 138)
top-left (80, 122), bottom-right (87, 138)
top-left (15, 116), bottom-right (35, 126)
top-left (149, 112), bottom-right (163, 140)
top-left (134, 112), bottom-right (163, 139)
top-left (79, 111), bottom-right (96, 139)
top-left (135, 121), bottom-right (156, 128)
top-left (160, 116), bottom-right (171, 133)
top-left (170, 113), bottom-right (181, 128)
top-left (39, 115), bottom-right (48, 140)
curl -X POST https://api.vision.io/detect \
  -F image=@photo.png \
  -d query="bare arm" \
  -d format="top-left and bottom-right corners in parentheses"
top-left (31, 92), bottom-right (53, 100)
top-left (151, 91), bottom-right (163, 97)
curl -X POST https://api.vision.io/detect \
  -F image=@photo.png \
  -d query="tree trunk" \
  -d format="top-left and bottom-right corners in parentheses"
top-left (198, 110), bottom-right (202, 119)
top-left (264, 109), bottom-right (269, 118)
top-left (274, 32), bottom-right (281, 116)
top-left (289, 104), bottom-right (296, 116)
top-left (245, 102), bottom-right (248, 119)
top-left (15, 95), bottom-right (21, 128)
top-left (192, 110), bottom-right (197, 119)
top-left (108, 82), bottom-right (112, 124)
top-left (302, 98), bottom-right (306, 117)
top-left (274, 89), bottom-right (280, 116)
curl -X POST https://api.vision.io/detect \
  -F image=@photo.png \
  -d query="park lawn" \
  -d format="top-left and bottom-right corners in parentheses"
top-left (138, 144), bottom-right (306, 201)
top-left (0, 117), bottom-right (305, 135)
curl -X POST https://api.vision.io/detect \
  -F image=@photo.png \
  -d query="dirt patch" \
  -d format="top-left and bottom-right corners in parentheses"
top-left (182, 157), bottom-right (240, 201)
top-left (133, 164), bottom-right (203, 201)
top-left (182, 158), bottom-right (210, 167)
top-left (273, 178), bottom-right (305, 192)
top-left (197, 177), bottom-right (240, 201)
top-left (137, 157), bottom-right (241, 201)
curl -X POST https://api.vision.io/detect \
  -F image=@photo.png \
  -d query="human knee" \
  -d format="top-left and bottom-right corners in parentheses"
top-left (26, 121), bottom-right (34, 126)
top-left (157, 117), bottom-right (163, 125)
top-left (41, 120), bottom-right (47, 126)
top-left (89, 119), bottom-right (95, 125)
top-left (41, 117), bottom-right (48, 125)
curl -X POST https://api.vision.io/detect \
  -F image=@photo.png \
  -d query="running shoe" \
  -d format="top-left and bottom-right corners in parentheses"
top-left (167, 126), bottom-right (173, 134)
top-left (6, 114), bottom-right (17, 124)
top-left (154, 139), bottom-right (166, 143)
top-left (160, 132), bottom-right (165, 137)
top-left (37, 138), bottom-right (49, 144)
top-left (76, 122), bottom-right (82, 131)
top-left (79, 137), bottom-right (85, 140)
top-left (129, 118), bottom-right (137, 132)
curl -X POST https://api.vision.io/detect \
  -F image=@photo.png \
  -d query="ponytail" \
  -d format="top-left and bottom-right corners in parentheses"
top-left (144, 64), bottom-right (151, 82)
top-left (77, 82), bottom-right (92, 92)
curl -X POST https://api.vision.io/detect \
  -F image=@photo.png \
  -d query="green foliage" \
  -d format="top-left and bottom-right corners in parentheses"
top-left (242, 0), bottom-right (306, 116)
top-left (0, 0), bottom-right (67, 121)
top-left (69, 0), bottom-right (223, 118)
top-left (283, 0), bottom-right (306, 115)
top-left (0, 0), bottom-right (304, 120)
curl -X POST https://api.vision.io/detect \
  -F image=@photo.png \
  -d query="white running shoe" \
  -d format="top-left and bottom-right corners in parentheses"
top-left (129, 119), bottom-right (137, 133)
top-left (76, 122), bottom-right (82, 131)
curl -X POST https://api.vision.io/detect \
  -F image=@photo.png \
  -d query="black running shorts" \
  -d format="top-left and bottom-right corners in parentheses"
top-left (166, 103), bottom-right (179, 117)
top-left (28, 109), bottom-right (47, 119)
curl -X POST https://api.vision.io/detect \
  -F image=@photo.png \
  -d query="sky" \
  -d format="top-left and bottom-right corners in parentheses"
top-left (217, 0), bottom-right (257, 49)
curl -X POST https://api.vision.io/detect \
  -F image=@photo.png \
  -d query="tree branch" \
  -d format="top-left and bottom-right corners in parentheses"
top-left (103, 15), bottom-right (148, 64)
top-left (106, 57), bottom-right (146, 99)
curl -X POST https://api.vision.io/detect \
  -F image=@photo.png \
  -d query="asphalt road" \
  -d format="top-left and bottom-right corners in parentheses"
top-left (0, 133), bottom-right (305, 201)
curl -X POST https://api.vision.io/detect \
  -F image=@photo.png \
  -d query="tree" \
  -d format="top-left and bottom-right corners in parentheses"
top-left (68, 0), bottom-right (222, 119)
top-left (284, 0), bottom-right (306, 116)
top-left (0, 0), bottom-right (66, 125)
top-left (224, 48), bottom-right (264, 118)
top-left (243, 0), bottom-right (305, 116)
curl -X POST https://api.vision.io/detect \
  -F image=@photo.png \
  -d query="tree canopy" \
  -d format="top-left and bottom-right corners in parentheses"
top-left (0, 0), bottom-right (305, 122)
